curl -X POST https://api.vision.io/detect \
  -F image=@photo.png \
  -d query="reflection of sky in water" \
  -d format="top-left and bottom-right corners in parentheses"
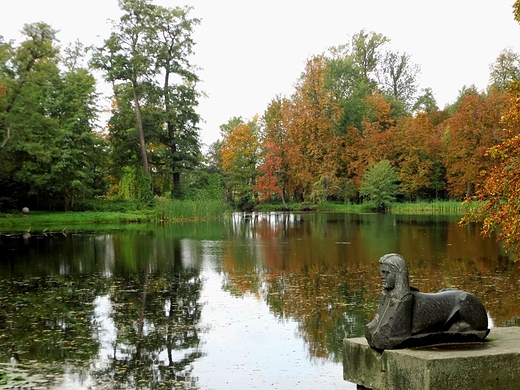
top-left (191, 253), bottom-right (354, 389)
top-left (51, 241), bottom-right (354, 389)
top-left (93, 294), bottom-right (117, 362)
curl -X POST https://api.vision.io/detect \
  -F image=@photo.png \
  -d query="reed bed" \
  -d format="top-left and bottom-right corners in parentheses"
top-left (153, 198), bottom-right (230, 222)
top-left (389, 200), bottom-right (467, 215)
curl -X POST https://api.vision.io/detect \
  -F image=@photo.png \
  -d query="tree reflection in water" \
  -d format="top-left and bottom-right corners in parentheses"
top-left (221, 212), bottom-right (520, 362)
top-left (0, 214), bottom-right (519, 389)
top-left (90, 264), bottom-right (204, 389)
top-left (0, 232), bottom-right (205, 389)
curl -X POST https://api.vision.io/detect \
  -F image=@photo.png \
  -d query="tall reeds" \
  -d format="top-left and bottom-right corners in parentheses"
top-left (154, 198), bottom-right (231, 222)
top-left (389, 200), bottom-right (467, 215)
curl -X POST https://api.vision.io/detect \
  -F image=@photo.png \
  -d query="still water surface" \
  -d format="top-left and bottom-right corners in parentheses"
top-left (0, 212), bottom-right (519, 389)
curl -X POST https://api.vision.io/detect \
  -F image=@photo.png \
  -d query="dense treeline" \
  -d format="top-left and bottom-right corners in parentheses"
top-left (1, 0), bottom-right (520, 241)
top-left (215, 30), bottom-right (516, 211)
top-left (0, 0), bottom-right (215, 212)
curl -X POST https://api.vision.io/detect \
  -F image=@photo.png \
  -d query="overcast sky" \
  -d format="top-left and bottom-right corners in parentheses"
top-left (3, 0), bottom-right (520, 148)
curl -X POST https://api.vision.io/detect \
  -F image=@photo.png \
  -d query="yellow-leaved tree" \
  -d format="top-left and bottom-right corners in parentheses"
top-left (220, 116), bottom-right (261, 209)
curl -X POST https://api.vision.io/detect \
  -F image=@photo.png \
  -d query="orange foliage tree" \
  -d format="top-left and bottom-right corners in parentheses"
top-left (393, 113), bottom-right (444, 199)
top-left (350, 92), bottom-right (396, 184)
top-left (461, 81), bottom-right (520, 254)
top-left (254, 97), bottom-right (289, 207)
top-left (441, 90), bottom-right (508, 198)
top-left (220, 116), bottom-right (261, 208)
top-left (281, 56), bottom-right (344, 201)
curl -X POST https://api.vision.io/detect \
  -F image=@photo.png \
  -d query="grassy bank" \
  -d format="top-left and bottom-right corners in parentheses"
top-left (0, 199), bottom-right (466, 232)
top-left (0, 198), bottom-right (231, 232)
top-left (255, 200), bottom-right (467, 215)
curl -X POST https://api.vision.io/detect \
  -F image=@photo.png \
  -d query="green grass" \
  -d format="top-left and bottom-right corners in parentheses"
top-left (255, 200), bottom-right (467, 215)
top-left (0, 198), bottom-right (231, 232)
top-left (389, 200), bottom-right (467, 215)
top-left (0, 211), bottom-right (151, 232)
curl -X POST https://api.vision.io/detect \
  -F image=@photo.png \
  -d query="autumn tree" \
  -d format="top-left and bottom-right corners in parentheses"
top-left (393, 113), bottom-right (445, 199)
top-left (441, 89), bottom-right (508, 198)
top-left (461, 80), bottom-right (520, 254)
top-left (460, 3), bottom-right (520, 254)
top-left (350, 92), bottom-right (396, 184)
top-left (254, 97), bottom-right (289, 207)
top-left (282, 56), bottom-right (344, 201)
top-left (220, 116), bottom-right (262, 209)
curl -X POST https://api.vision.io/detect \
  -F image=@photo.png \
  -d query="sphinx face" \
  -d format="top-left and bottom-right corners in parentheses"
top-left (380, 264), bottom-right (396, 291)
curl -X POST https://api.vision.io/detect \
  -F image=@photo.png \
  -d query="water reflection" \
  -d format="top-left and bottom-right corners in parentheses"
top-left (0, 213), bottom-right (518, 389)
top-left (0, 232), bottom-right (206, 389)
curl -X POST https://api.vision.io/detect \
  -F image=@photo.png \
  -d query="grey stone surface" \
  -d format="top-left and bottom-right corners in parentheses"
top-left (344, 327), bottom-right (520, 390)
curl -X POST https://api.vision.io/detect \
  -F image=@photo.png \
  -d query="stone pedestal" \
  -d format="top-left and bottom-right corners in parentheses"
top-left (343, 327), bottom-right (520, 390)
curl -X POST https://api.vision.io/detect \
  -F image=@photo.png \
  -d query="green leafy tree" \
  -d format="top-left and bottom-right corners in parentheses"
top-left (150, 4), bottom-right (201, 197)
top-left (325, 46), bottom-right (372, 131)
top-left (413, 87), bottom-right (439, 114)
top-left (489, 48), bottom-right (520, 91)
top-left (324, 30), bottom-right (420, 136)
top-left (93, 0), bottom-right (201, 200)
top-left (351, 29), bottom-right (389, 87)
top-left (50, 67), bottom-right (106, 210)
top-left (0, 23), bottom-right (104, 210)
top-left (91, 0), bottom-right (155, 176)
top-left (0, 23), bottom-right (58, 152)
top-left (359, 160), bottom-right (399, 211)
top-left (379, 50), bottom-right (420, 111)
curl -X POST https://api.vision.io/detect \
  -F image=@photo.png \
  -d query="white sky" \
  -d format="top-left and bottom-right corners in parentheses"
top-left (2, 0), bottom-right (520, 149)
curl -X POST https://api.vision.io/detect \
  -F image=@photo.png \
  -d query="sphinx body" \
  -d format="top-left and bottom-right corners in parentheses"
top-left (365, 254), bottom-right (489, 350)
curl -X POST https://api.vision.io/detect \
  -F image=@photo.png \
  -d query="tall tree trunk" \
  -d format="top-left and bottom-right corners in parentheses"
top-left (168, 122), bottom-right (181, 189)
top-left (133, 85), bottom-right (149, 174)
top-left (164, 67), bottom-right (180, 192)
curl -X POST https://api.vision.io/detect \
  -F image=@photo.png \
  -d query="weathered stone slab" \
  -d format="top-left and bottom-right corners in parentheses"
top-left (344, 327), bottom-right (520, 390)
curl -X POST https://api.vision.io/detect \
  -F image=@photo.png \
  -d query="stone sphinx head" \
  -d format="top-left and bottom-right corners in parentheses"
top-left (378, 253), bottom-right (410, 299)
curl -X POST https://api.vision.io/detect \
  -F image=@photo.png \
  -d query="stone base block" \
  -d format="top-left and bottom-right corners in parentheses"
top-left (343, 327), bottom-right (520, 390)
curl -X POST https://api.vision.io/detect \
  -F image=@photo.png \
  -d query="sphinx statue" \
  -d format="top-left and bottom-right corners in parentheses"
top-left (365, 253), bottom-right (490, 350)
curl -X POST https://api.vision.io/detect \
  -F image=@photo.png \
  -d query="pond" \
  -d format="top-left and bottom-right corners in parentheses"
top-left (0, 212), bottom-right (519, 389)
